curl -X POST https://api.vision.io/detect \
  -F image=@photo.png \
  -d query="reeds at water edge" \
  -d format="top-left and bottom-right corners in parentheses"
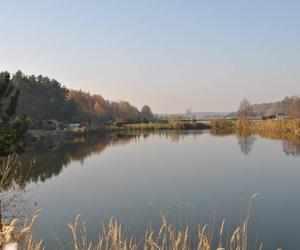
top-left (67, 193), bottom-right (263, 250)
top-left (0, 192), bottom-right (265, 250)
top-left (0, 193), bottom-right (264, 249)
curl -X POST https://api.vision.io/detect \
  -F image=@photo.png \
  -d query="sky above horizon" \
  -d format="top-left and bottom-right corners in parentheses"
top-left (1, 1), bottom-right (300, 113)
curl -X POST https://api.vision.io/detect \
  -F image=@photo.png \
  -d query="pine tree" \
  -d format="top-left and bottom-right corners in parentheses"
top-left (0, 72), bottom-right (28, 156)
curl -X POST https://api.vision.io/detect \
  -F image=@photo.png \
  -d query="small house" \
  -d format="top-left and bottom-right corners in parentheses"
top-left (47, 119), bottom-right (62, 131)
top-left (276, 113), bottom-right (287, 120)
top-left (69, 123), bottom-right (81, 129)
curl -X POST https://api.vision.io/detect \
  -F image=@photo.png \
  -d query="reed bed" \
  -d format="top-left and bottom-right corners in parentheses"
top-left (124, 122), bottom-right (210, 131)
top-left (210, 120), bottom-right (235, 131)
top-left (236, 119), bottom-right (300, 131)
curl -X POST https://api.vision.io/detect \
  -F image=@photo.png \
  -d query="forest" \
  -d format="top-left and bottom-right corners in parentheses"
top-left (3, 70), bottom-right (154, 126)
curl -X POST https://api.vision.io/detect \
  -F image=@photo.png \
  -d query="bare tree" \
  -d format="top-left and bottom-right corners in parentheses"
top-left (238, 99), bottom-right (252, 120)
top-left (237, 134), bottom-right (256, 155)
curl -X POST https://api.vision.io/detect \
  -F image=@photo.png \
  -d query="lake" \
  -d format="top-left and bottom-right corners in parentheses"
top-left (13, 131), bottom-right (300, 249)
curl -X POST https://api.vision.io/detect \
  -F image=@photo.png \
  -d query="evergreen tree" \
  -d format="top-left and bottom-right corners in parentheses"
top-left (0, 72), bottom-right (28, 156)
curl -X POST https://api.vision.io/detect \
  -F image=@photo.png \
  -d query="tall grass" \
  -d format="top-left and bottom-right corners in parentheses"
top-left (0, 194), bottom-right (264, 249)
top-left (123, 122), bottom-right (210, 131)
top-left (68, 194), bottom-right (263, 250)
top-left (0, 154), bottom-right (34, 219)
top-left (0, 154), bottom-right (23, 190)
top-left (236, 119), bottom-right (300, 132)
top-left (210, 119), bottom-right (235, 131)
top-left (0, 211), bottom-right (42, 249)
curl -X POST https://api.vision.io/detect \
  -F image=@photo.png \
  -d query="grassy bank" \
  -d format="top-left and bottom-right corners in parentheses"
top-left (122, 121), bottom-right (211, 131)
top-left (210, 119), bottom-right (300, 135)
top-left (210, 119), bottom-right (236, 131)
top-left (27, 121), bottom-right (211, 140)
top-left (236, 119), bottom-right (300, 132)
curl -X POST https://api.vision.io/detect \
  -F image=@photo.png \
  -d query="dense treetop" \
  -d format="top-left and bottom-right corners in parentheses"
top-left (0, 72), bottom-right (28, 156)
top-left (8, 70), bottom-right (154, 125)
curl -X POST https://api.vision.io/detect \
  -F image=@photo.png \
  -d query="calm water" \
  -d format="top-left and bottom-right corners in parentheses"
top-left (13, 131), bottom-right (300, 249)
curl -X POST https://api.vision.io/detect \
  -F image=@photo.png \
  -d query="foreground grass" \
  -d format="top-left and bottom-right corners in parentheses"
top-left (68, 214), bottom-right (260, 250)
top-left (0, 211), bottom-right (42, 250)
top-left (69, 194), bottom-right (262, 250)
top-left (0, 194), bottom-right (264, 250)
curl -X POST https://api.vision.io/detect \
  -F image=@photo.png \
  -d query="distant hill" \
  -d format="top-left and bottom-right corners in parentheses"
top-left (158, 112), bottom-right (232, 120)
top-left (157, 102), bottom-right (286, 120)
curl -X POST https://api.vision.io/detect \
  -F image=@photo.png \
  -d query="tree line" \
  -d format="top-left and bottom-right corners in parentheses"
top-left (0, 72), bottom-right (28, 156)
top-left (5, 70), bottom-right (154, 126)
top-left (249, 96), bottom-right (300, 118)
top-left (238, 96), bottom-right (300, 119)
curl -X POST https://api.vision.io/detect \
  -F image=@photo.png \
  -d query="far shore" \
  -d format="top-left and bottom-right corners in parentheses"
top-left (26, 119), bottom-right (300, 142)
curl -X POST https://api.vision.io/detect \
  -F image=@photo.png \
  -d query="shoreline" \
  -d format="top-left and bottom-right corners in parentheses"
top-left (26, 119), bottom-right (300, 143)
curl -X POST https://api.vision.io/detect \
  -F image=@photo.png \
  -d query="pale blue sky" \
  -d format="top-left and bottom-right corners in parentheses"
top-left (1, 1), bottom-right (300, 113)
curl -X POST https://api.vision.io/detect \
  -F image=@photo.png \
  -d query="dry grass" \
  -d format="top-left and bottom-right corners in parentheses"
top-left (0, 154), bottom-right (34, 222)
top-left (0, 211), bottom-right (42, 249)
top-left (210, 119), bottom-right (235, 131)
top-left (68, 194), bottom-right (263, 250)
top-left (0, 155), bottom-right (41, 249)
top-left (236, 119), bottom-right (300, 131)
top-left (124, 122), bottom-right (210, 131)
top-left (0, 154), bottom-right (23, 190)
top-left (0, 194), bottom-right (264, 250)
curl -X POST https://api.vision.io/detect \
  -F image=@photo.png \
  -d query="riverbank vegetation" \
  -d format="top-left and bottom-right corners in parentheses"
top-left (123, 120), bottom-right (210, 131)
top-left (209, 97), bottom-right (300, 134)
top-left (210, 119), bottom-right (236, 131)
top-left (210, 118), bottom-right (300, 134)
top-left (237, 119), bottom-right (300, 131)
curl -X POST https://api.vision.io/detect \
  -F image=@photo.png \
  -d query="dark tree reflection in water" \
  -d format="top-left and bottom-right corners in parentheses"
top-left (282, 140), bottom-right (300, 156)
top-left (237, 136), bottom-right (256, 155)
top-left (236, 130), bottom-right (256, 155)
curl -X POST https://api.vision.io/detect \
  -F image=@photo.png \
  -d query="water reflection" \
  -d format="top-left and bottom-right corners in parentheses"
top-left (236, 130), bottom-right (256, 155)
top-left (0, 155), bottom-right (32, 224)
top-left (251, 130), bottom-right (300, 157)
top-left (18, 130), bottom-right (300, 187)
top-left (22, 133), bottom-right (135, 183)
top-left (21, 132), bottom-right (203, 184)
top-left (211, 129), bottom-right (300, 157)
top-left (282, 140), bottom-right (300, 156)
top-left (2, 130), bottom-right (300, 249)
